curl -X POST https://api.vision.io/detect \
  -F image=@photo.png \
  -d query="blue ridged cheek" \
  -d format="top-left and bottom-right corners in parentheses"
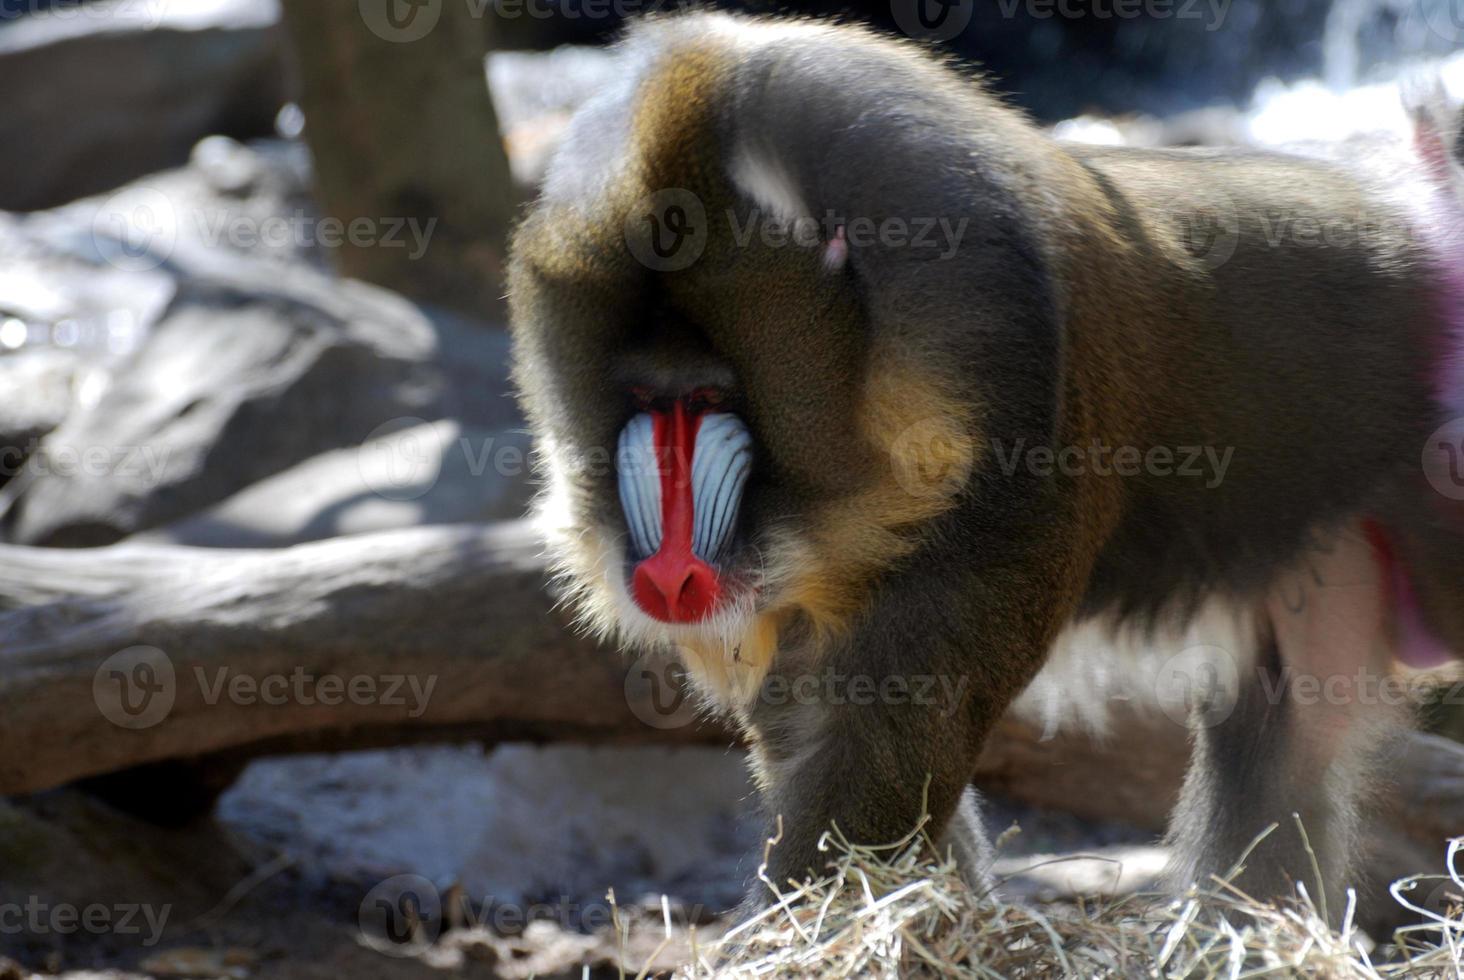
top-left (616, 411), bottom-right (753, 566)
top-left (616, 413), bottom-right (663, 560)
top-left (690, 413), bottom-right (752, 564)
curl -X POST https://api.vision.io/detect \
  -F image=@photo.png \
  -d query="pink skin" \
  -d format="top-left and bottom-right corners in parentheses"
top-left (1412, 117), bottom-right (1464, 417)
top-left (1265, 525), bottom-right (1395, 749)
top-left (1367, 520), bottom-right (1453, 670)
top-left (823, 224), bottom-right (849, 272)
top-left (1366, 114), bottom-right (1464, 670)
top-left (1393, 563), bottom-right (1454, 668)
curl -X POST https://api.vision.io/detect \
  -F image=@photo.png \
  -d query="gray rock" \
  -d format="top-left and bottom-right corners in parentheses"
top-left (487, 47), bottom-right (620, 188)
top-left (0, 137), bottom-right (313, 379)
top-left (0, 347), bottom-right (79, 460)
top-left (5, 268), bottom-right (452, 547)
top-left (0, 136), bottom-right (524, 548)
top-left (0, 208), bottom-right (177, 363)
top-left (20, 136), bottom-right (318, 281)
top-left (141, 420), bottom-right (533, 548)
top-left (218, 744), bottom-right (758, 915)
top-left (0, 0), bottom-right (289, 211)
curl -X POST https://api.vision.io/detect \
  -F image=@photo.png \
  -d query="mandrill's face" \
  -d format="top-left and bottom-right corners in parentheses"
top-left (505, 227), bottom-right (857, 700)
top-left (506, 188), bottom-right (981, 703)
top-left (590, 335), bottom-right (791, 663)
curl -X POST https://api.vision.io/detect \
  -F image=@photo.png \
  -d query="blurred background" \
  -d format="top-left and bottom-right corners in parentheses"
top-left (1, 1), bottom-right (1462, 977)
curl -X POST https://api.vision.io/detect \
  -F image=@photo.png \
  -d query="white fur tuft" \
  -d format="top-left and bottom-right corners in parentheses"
top-left (729, 143), bottom-right (809, 224)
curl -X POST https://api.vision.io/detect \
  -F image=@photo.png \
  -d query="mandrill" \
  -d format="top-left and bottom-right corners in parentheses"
top-left (507, 12), bottom-right (1464, 918)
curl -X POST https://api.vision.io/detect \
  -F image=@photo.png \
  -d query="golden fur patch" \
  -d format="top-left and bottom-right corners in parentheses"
top-left (782, 350), bottom-right (982, 644)
top-left (629, 44), bottom-right (731, 200)
top-left (677, 614), bottom-right (784, 706)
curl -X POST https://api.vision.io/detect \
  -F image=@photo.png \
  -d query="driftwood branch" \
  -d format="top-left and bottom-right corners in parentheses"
top-left (1, 520), bottom-right (1460, 878)
top-left (0, 521), bottom-right (732, 794)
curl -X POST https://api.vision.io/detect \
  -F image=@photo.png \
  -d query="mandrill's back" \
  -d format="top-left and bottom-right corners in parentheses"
top-left (1066, 141), bottom-right (1443, 622)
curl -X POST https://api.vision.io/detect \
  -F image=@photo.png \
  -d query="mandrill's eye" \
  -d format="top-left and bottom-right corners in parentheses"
top-left (615, 401), bottom-right (753, 623)
top-left (685, 387), bottom-right (724, 414)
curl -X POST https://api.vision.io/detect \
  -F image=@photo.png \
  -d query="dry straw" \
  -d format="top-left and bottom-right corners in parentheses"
top-left (617, 816), bottom-right (1464, 979)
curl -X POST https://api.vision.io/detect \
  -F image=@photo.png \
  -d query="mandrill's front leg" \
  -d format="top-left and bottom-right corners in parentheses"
top-left (732, 554), bottom-right (1069, 907)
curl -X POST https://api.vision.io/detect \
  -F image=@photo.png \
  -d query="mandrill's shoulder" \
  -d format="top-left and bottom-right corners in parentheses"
top-left (539, 12), bottom-right (1045, 215)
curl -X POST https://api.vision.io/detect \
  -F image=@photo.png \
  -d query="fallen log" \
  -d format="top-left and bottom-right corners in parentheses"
top-left (0, 521), bottom-right (732, 794)
top-left (0, 520), bottom-right (1459, 882)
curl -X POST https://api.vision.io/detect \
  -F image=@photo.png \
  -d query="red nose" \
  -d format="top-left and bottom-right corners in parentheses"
top-left (633, 550), bottom-right (721, 623)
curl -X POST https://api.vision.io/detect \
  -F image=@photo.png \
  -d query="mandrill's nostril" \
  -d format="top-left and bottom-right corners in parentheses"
top-left (633, 552), bottom-right (721, 623)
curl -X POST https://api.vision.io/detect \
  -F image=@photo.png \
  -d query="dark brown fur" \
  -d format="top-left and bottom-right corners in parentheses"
top-left (509, 13), bottom-right (1459, 918)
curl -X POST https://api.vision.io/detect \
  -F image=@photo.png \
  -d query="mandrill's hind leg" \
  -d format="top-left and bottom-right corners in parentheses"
top-left (1164, 523), bottom-right (1409, 920)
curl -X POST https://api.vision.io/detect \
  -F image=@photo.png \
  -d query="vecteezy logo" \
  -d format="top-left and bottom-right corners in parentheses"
top-left (889, 417), bottom-right (975, 501)
top-left (357, 417), bottom-right (442, 502)
top-left (624, 651), bottom-right (700, 730)
top-left (358, 874), bottom-right (443, 956)
top-left (1176, 190), bottom-right (1239, 272)
top-left (890, 0), bottom-right (974, 42)
top-left (624, 189), bottom-right (708, 272)
top-left (1415, 0), bottom-right (1464, 43)
top-left (1154, 643), bottom-right (1240, 729)
top-left (358, 0), bottom-right (442, 42)
top-left (650, 207), bottom-right (690, 258)
top-left (1423, 418), bottom-right (1464, 501)
top-left (94, 646), bottom-right (176, 730)
top-left (91, 186), bottom-right (177, 273)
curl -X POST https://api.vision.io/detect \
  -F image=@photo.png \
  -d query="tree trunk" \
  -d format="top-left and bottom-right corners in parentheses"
top-left (277, 0), bottom-right (516, 315)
